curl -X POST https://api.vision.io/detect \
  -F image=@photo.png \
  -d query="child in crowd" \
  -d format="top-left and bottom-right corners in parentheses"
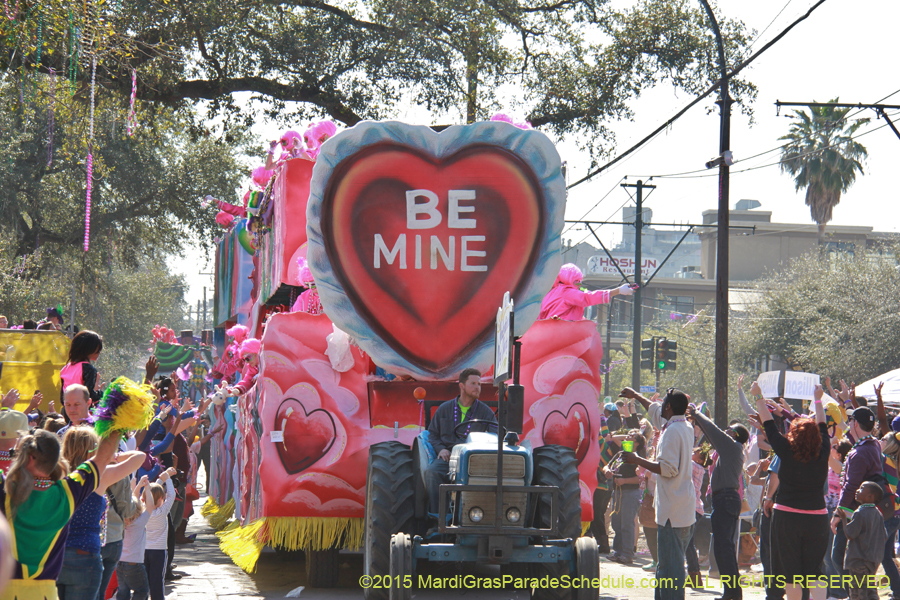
top-left (118, 475), bottom-right (154, 600)
top-left (837, 481), bottom-right (888, 600)
top-left (144, 467), bottom-right (177, 600)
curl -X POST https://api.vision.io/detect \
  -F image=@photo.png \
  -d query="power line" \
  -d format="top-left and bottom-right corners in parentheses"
top-left (746, 0), bottom-right (797, 53)
top-left (567, 0), bottom-right (831, 190)
top-left (561, 176), bottom-right (624, 238)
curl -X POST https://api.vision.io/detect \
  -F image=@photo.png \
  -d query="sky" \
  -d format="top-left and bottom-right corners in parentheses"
top-left (170, 0), bottom-right (900, 310)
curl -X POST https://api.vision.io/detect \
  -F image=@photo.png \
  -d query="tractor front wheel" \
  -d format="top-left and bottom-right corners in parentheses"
top-left (363, 442), bottom-right (415, 600)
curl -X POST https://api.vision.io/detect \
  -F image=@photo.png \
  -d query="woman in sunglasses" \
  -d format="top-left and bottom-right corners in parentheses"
top-left (228, 338), bottom-right (261, 397)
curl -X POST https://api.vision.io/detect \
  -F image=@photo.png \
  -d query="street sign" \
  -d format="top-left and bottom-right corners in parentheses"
top-left (640, 385), bottom-right (656, 394)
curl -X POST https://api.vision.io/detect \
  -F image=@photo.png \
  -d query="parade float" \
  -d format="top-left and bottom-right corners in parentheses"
top-left (204, 119), bottom-right (607, 585)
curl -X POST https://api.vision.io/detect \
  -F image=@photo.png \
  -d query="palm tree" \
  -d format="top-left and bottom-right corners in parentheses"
top-left (779, 99), bottom-right (868, 239)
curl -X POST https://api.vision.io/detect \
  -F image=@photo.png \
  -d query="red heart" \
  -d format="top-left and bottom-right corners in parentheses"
top-left (321, 145), bottom-right (542, 374)
top-left (541, 402), bottom-right (591, 464)
top-left (274, 399), bottom-right (337, 474)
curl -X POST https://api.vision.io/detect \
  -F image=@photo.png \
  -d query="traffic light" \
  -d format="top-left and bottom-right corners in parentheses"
top-left (640, 338), bottom-right (655, 370)
top-left (656, 338), bottom-right (677, 372)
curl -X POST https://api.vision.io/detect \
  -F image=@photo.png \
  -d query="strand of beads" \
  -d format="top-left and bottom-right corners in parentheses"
top-left (47, 67), bottom-right (54, 165)
top-left (84, 55), bottom-right (96, 252)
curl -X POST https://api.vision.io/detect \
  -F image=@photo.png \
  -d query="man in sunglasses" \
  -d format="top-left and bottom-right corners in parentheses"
top-left (621, 387), bottom-right (696, 600)
top-left (687, 405), bottom-right (749, 600)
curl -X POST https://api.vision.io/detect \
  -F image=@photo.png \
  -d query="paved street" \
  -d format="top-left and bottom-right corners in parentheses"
top-left (169, 486), bottom-right (788, 600)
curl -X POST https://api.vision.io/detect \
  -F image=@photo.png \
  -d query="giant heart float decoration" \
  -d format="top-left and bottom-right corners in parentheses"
top-left (307, 121), bottom-right (565, 379)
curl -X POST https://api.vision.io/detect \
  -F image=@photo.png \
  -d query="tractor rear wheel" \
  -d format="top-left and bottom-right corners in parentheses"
top-left (363, 442), bottom-right (415, 600)
top-left (531, 445), bottom-right (582, 600)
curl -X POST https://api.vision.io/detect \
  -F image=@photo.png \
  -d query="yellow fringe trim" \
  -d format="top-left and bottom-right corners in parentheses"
top-left (217, 519), bottom-right (266, 573)
top-left (263, 516), bottom-right (364, 552)
top-left (200, 497), bottom-right (219, 517)
top-left (581, 521), bottom-right (590, 537)
top-left (214, 516), bottom-right (364, 573)
top-left (207, 498), bottom-right (236, 530)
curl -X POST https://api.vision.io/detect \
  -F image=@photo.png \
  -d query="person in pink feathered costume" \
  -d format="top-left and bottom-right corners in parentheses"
top-left (205, 165), bottom-right (273, 228)
top-left (303, 120), bottom-right (338, 160)
top-left (290, 257), bottom-right (323, 315)
top-left (264, 129), bottom-right (311, 169)
top-left (539, 263), bottom-right (634, 321)
top-left (228, 338), bottom-right (261, 396)
top-left (210, 324), bottom-right (248, 382)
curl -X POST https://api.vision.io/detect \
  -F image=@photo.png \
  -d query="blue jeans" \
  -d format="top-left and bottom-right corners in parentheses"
top-left (425, 459), bottom-right (450, 516)
top-left (656, 519), bottom-right (694, 600)
top-left (57, 548), bottom-right (103, 600)
top-left (610, 487), bottom-right (641, 561)
top-left (97, 541), bottom-right (122, 600)
top-left (685, 512), bottom-right (703, 573)
top-left (711, 489), bottom-right (742, 598)
top-left (832, 519), bottom-right (849, 599)
top-left (143, 549), bottom-right (167, 600)
top-left (882, 515), bottom-right (900, 599)
top-left (116, 562), bottom-right (150, 600)
top-left (822, 508), bottom-right (842, 598)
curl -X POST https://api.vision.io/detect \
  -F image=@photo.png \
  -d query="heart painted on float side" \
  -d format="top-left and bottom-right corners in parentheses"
top-left (274, 398), bottom-right (337, 474)
top-left (321, 145), bottom-right (542, 372)
top-left (541, 402), bottom-right (590, 464)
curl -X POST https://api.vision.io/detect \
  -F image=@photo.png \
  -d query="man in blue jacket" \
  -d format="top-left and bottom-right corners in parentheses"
top-left (425, 368), bottom-right (496, 516)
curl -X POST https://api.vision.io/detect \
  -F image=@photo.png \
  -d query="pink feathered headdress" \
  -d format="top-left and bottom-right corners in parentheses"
top-left (304, 121), bottom-right (338, 158)
top-left (279, 130), bottom-right (302, 151)
top-left (555, 263), bottom-right (584, 287)
top-left (296, 256), bottom-right (315, 286)
top-left (240, 338), bottom-right (261, 357)
top-left (226, 324), bottom-right (249, 344)
top-left (490, 113), bottom-right (533, 130)
top-left (251, 166), bottom-right (273, 189)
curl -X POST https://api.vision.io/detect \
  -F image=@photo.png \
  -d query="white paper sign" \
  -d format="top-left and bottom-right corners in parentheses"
top-left (783, 372), bottom-right (821, 401)
top-left (270, 430), bottom-right (284, 443)
top-left (757, 371), bottom-right (781, 399)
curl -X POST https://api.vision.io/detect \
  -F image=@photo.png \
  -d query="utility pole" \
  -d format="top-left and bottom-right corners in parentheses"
top-left (698, 0), bottom-right (732, 428)
top-left (203, 287), bottom-right (207, 330)
top-left (621, 179), bottom-right (655, 390)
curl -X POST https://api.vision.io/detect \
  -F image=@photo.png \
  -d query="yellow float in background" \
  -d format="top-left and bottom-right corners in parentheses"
top-left (0, 330), bottom-right (70, 412)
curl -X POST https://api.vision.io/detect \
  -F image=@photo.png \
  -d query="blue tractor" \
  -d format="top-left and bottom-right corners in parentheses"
top-left (362, 417), bottom-right (600, 600)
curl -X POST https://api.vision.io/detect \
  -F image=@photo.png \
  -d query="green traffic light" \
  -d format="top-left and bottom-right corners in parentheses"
top-left (658, 360), bottom-right (666, 370)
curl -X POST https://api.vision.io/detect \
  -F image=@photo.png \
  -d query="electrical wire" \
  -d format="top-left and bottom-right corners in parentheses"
top-left (562, 176), bottom-right (624, 238)
top-left (746, 0), bottom-right (797, 53)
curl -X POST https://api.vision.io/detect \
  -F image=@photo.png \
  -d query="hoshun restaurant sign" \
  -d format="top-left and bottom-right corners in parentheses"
top-left (586, 255), bottom-right (658, 278)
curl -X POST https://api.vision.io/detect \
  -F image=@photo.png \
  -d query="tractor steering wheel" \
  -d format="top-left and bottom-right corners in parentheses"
top-left (453, 419), bottom-right (505, 440)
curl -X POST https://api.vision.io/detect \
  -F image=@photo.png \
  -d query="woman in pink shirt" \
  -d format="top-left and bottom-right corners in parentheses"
top-left (539, 264), bottom-right (633, 321)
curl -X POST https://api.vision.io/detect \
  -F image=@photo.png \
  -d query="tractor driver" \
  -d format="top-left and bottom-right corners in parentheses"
top-left (425, 368), bottom-right (497, 517)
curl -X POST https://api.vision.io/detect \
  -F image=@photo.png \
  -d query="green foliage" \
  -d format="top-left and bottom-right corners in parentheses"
top-left (730, 244), bottom-right (900, 386)
top-left (779, 100), bottom-right (868, 232)
top-left (0, 0), bottom-right (756, 163)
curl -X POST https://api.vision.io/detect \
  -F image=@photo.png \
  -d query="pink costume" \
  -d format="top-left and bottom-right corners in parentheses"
top-left (538, 263), bottom-right (610, 321)
top-left (290, 258), bottom-right (323, 314)
top-left (233, 338), bottom-right (261, 395)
